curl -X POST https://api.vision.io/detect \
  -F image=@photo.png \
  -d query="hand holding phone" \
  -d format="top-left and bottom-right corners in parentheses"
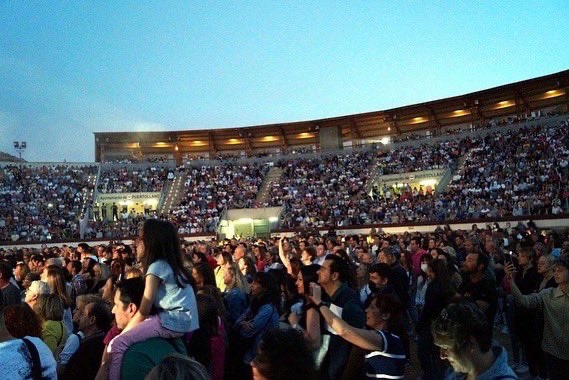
top-left (504, 251), bottom-right (513, 265)
top-left (309, 282), bottom-right (321, 304)
top-left (504, 262), bottom-right (517, 279)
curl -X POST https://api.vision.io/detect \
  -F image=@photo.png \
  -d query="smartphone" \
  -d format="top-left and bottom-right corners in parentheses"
top-left (504, 251), bottom-right (513, 265)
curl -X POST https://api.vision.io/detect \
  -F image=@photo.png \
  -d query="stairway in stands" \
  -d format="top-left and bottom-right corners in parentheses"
top-left (436, 152), bottom-right (470, 194)
top-left (255, 166), bottom-right (283, 206)
top-left (158, 171), bottom-right (188, 216)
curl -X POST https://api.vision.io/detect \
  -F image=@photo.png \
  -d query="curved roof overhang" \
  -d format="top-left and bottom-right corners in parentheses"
top-left (94, 69), bottom-right (569, 161)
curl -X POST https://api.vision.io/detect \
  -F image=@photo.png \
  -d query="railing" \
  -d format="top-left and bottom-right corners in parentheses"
top-left (435, 167), bottom-right (454, 194)
top-left (156, 180), bottom-right (171, 215)
top-left (217, 205), bottom-right (229, 235)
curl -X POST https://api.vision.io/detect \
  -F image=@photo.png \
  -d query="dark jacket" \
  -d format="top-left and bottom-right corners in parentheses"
top-left (389, 262), bottom-right (410, 307)
top-left (64, 331), bottom-right (106, 380)
top-left (321, 283), bottom-right (365, 380)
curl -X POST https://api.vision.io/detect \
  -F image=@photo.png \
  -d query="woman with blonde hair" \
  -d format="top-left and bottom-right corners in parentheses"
top-left (46, 267), bottom-right (74, 334)
top-left (223, 263), bottom-right (250, 325)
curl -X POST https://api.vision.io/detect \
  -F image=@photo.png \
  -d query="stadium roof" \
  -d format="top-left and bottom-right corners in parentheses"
top-left (94, 69), bottom-right (569, 161)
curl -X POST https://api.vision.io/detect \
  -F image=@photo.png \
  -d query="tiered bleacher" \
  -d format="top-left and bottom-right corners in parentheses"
top-left (0, 164), bottom-right (98, 242)
top-left (168, 162), bottom-right (271, 233)
top-left (97, 165), bottom-right (171, 193)
top-left (1, 116), bottom-right (568, 243)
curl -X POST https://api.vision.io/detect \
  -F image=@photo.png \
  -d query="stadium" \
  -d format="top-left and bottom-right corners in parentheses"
top-left (2, 3), bottom-right (569, 379)
top-left (1, 69), bottom-right (568, 247)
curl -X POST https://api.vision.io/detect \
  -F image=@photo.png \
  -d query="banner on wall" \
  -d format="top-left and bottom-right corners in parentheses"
top-left (95, 192), bottom-right (161, 203)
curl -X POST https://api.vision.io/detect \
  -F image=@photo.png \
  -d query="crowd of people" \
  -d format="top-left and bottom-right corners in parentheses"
top-left (97, 166), bottom-right (172, 193)
top-left (375, 139), bottom-right (465, 175)
top-left (168, 163), bottom-right (271, 233)
top-left (445, 123), bottom-right (569, 219)
top-left (1, 116), bottom-right (568, 244)
top-left (1, 221), bottom-right (569, 379)
top-left (0, 165), bottom-right (98, 242)
top-left (266, 119), bottom-right (569, 228)
top-left (266, 152), bottom-right (374, 227)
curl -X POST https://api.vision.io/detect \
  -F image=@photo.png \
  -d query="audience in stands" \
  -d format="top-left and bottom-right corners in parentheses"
top-left (98, 165), bottom-right (170, 193)
top-left (0, 165), bottom-right (97, 242)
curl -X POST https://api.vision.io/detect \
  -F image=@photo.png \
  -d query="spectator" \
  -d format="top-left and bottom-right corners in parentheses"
top-left (67, 259), bottom-right (88, 302)
top-left (505, 256), bottom-right (569, 380)
top-left (238, 255), bottom-right (257, 284)
top-left (146, 354), bottom-right (210, 380)
top-left (287, 264), bottom-right (322, 351)
top-left (192, 262), bottom-right (216, 291)
top-left (14, 262), bottom-right (30, 290)
top-left (101, 277), bottom-right (188, 380)
top-left (106, 219), bottom-right (198, 380)
top-left (25, 279), bottom-right (50, 308)
top-left (232, 272), bottom-right (280, 379)
top-left (512, 247), bottom-right (541, 377)
top-left (0, 261), bottom-right (20, 306)
top-left (90, 262), bottom-right (111, 294)
top-left (432, 301), bottom-right (516, 379)
top-left (416, 259), bottom-right (457, 379)
top-left (251, 328), bottom-right (317, 380)
top-left (458, 252), bottom-right (498, 328)
top-left (3, 302), bottom-right (42, 338)
top-left (214, 251), bottom-right (232, 293)
top-left (223, 262), bottom-right (249, 326)
top-left (311, 285), bottom-right (406, 380)
top-left (316, 254), bottom-right (365, 380)
top-left (64, 300), bottom-right (113, 379)
top-left (0, 290), bottom-right (57, 378)
top-left (46, 266), bottom-right (74, 334)
top-left (378, 248), bottom-right (410, 309)
top-left (187, 294), bottom-right (225, 380)
top-left (58, 293), bottom-right (102, 368)
top-left (33, 293), bottom-right (68, 355)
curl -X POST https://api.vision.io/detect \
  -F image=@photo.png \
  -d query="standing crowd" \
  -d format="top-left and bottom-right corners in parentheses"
top-left (1, 220), bottom-right (569, 379)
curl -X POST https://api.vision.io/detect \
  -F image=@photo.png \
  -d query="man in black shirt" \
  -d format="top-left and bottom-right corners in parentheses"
top-left (459, 252), bottom-right (498, 331)
top-left (64, 301), bottom-right (113, 379)
top-left (378, 248), bottom-right (410, 308)
top-left (0, 262), bottom-right (20, 307)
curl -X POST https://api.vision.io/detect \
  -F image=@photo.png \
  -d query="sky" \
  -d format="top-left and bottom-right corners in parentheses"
top-left (0, 1), bottom-right (568, 162)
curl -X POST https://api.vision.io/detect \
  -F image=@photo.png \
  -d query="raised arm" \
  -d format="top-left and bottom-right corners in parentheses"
top-left (309, 283), bottom-right (383, 351)
top-left (288, 304), bottom-right (321, 350)
top-left (505, 263), bottom-right (544, 309)
top-left (278, 237), bottom-right (293, 275)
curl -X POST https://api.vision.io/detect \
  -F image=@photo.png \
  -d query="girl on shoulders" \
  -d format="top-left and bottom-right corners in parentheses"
top-left (105, 219), bottom-right (199, 380)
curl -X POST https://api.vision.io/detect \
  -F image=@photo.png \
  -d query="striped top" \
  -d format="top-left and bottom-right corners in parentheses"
top-left (363, 330), bottom-right (406, 379)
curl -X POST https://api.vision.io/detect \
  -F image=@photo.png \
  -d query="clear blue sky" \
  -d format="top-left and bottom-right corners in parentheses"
top-left (1, 1), bottom-right (568, 162)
